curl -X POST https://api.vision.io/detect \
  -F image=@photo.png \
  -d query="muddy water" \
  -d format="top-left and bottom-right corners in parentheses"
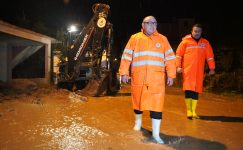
top-left (0, 85), bottom-right (243, 150)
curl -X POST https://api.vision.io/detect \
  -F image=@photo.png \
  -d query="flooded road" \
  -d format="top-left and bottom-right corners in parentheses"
top-left (0, 83), bottom-right (243, 150)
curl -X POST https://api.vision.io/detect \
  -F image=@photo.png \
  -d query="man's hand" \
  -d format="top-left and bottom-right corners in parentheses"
top-left (167, 77), bottom-right (174, 86)
top-left (177, 67), bottom-right (182, 73)
top-left (208, 69), bottom-right (215, 76)
top-left (121, 75), bottom-right (129, 84)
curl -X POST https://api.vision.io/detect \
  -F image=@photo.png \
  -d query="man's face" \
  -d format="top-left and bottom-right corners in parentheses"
top-left (142, 17), bottom-right (157, 36)
top-left (191, 26), bottom-right (202, 40)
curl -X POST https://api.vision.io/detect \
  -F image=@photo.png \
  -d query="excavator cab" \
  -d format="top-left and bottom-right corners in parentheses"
top-left (57, 3), bottom-right (120, 96)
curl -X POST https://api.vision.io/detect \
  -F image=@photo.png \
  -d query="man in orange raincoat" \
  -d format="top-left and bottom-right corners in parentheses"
top-left (176, 24), bottom-right (215, 119)
top-left (119, 16), bottom-right (176, 144)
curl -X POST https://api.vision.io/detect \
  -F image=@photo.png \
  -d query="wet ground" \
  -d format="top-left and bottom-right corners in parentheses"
top-left (0, 81), bottom-right (243, 150)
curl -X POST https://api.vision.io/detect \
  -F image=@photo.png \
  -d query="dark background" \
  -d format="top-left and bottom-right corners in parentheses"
top-left (1, 0), bottom-right (242, 48)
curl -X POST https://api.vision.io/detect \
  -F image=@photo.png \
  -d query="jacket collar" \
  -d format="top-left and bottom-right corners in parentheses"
top-left (183, 34), bottom-right (202, 43)
top-left (141, 29), bottom-right (159, 37)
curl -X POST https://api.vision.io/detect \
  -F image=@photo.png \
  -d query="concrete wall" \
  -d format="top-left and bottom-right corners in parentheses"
top-left (0, 20), bottom-right (58, 84)
top-left (0, 43), bottom-right (9, 81)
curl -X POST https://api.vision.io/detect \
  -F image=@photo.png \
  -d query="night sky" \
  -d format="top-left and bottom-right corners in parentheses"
top-left (1, 0), bottom-right (243, 50)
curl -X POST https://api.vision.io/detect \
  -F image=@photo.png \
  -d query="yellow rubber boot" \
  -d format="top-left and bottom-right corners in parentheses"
top-left (185, 98), bottom-right (192, 119)
top-left (191, 99), bottom-right (200, 119)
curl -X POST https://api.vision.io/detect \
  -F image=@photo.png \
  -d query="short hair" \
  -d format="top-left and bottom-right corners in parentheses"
top-left (192, 24), bottom-right (203, 30)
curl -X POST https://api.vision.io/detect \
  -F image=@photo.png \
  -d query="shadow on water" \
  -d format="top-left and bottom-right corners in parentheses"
top-left (199, 115), bottom-right (243, 122)
top-left (140, 128), bottom-right (226, 150)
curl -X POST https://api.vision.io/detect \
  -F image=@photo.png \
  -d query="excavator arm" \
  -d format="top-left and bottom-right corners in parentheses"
top-left (57, 3), bottom-right (120, 96)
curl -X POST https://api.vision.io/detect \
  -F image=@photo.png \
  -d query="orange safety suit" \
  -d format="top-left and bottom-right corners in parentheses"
top-left (176, 34), bottom-right (215, 93)
top-left (119, 31), bottom-right (176, 112)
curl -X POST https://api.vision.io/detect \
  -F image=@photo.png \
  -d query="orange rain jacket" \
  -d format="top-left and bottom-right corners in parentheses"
top-left (176, 34), bottom-right (215, 93)
top-left (119, 31), bottom-right (176, 112)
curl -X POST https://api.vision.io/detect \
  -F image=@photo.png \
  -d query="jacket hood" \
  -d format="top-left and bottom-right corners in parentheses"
top-left (182, 34), bottom-right (192, 40)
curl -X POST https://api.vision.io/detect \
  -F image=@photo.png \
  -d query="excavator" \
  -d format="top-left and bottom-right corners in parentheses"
top-left (57, 3), bottom-right (120, 96)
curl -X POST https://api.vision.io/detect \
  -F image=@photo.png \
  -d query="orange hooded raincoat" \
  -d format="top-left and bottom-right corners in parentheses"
top-left (176, 34), bottom-right (215, 93)
top-left (119, 31), bottom-right (176, 112)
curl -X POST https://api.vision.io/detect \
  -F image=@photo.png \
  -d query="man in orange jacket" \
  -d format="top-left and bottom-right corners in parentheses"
top-left (176, 24), bottom-right (215, 119)
top-left (119, 16), bottom-right (176, 144)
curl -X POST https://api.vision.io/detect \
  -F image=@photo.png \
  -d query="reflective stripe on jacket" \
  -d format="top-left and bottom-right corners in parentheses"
top-left (119, 31), bottom-right (176, 112)
top-left (176, 34), bottom-right (215, 93)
